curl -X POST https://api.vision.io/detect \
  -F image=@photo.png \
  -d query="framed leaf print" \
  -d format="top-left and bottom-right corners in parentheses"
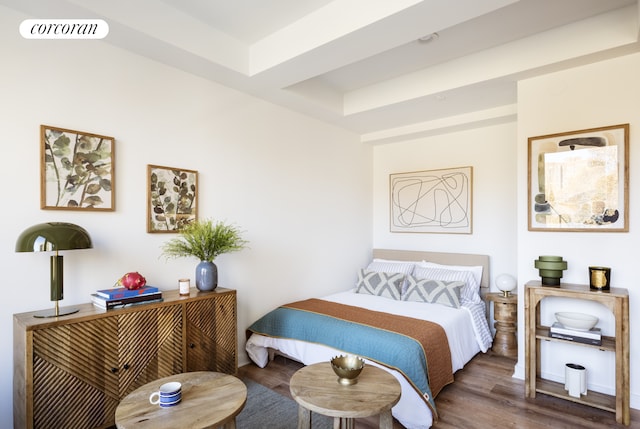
top-left (147, 164), bottom-right (198, 233)
top-left (41, 125), bottom-right (115, 210)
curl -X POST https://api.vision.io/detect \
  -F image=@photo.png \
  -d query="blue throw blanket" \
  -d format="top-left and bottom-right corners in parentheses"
top-left (247, 299), bottom-right (454, 417)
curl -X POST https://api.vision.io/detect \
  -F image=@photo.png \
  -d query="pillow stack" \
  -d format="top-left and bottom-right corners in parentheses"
top-left (354, 258), bottom-right (483, 309)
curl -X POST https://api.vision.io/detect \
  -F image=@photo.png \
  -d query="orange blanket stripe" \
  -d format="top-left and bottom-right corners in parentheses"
top-left (283, 299), bottom-right (454, 400)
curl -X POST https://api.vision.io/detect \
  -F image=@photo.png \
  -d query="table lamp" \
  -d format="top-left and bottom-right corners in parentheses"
top-left (495, 273), bottom-right (517, 297)
top-left (15, 222), bottom-right (93, 318)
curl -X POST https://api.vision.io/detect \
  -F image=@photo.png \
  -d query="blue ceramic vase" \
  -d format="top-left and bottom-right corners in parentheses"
top-left (195, 261), bottom-right (218, 291)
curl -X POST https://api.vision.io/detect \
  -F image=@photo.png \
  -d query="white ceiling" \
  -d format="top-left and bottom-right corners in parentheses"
top-left (3, 0), bottom-right (639, 142)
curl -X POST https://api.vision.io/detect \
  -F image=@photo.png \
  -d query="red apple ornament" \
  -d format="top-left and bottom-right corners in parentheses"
top-left (118, 272), bottom-right (147, 290)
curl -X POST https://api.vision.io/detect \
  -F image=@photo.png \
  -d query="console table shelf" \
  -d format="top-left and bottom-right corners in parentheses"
top-left (524, 280), bottom-right (629, 425)
top-left (534, 327), bottom-right (616, 351)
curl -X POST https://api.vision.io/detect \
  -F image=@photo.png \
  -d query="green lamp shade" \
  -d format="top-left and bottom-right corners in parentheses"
top-left (15, 222), bottom-right (92, 317)
top-left (15, 222), bottom-right (93, 253)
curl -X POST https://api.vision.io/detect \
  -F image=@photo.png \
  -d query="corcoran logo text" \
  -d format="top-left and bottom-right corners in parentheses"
top-left (20, 19), bottom-right (109, 39)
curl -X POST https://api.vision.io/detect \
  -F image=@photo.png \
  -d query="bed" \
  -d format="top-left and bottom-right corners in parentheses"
top-left (245, 249), bottom-right (492, 429)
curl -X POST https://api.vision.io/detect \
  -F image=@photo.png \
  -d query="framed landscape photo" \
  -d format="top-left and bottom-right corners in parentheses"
top-left (147, 164), bottom-right (198, 233)
top-left (41, 125), bottom-right (115, 211)
top-left (390, 166), bottom-right (472, 234)
top-left (528, 124), bottom-right (629, 232)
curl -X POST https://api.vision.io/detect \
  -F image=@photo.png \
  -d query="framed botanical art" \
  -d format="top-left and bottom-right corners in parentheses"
top-left (147, 164), bottom-right (198, 233)
top-left (41, 125), bottom-right (115, 210)
top-left (528, 124), bottom-right (629, 232)
top-left (390, 166), bottom-right (472, 234)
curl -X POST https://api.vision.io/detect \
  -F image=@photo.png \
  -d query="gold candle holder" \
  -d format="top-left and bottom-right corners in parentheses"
top-left (589, 266), bottom-right (610, 291)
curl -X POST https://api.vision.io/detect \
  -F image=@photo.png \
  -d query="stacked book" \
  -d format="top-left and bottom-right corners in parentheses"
top-left (549, 322), bottom-right (602, 345)
top-left (92, 285), bottom-right (163, 310)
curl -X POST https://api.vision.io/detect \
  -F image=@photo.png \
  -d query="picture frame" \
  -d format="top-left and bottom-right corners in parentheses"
top-left (390, 166), bottom-right (472, 234)
top-left (41, 125), bottom-right (115, 211)
top-left (528, 124), bottom-right (629, 232)
top-left (147, 165), bottom-right (198, 233)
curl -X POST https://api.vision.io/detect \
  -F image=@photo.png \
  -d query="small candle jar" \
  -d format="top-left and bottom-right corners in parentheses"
top-left (589, 266), bottom-right (611, 291)
top-left (179, 278), bottom-right (191, 295)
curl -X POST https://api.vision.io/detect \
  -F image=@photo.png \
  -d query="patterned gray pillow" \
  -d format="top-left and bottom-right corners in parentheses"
top-left (413, 266), bottom-right (479, 303)
top-left (402, 275), bottom-right (464, 308)
top-left (355, 269), bottom-right (404, 300)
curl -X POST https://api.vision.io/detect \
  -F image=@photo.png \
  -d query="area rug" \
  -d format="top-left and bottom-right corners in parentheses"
top-left (236, 379), bottom-right (332, 428)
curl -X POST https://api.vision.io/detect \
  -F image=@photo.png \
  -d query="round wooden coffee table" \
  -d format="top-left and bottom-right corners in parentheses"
top-left (115, 371), bottom-right (247, 429)
top-left (290, 362), bottom-right (401, 429)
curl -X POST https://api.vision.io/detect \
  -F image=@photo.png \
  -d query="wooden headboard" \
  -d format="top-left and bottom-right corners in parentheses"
top-left (372, 248), bottom-right (491, 300)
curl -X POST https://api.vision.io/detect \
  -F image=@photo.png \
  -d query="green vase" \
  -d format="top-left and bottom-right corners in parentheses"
top-left (534, 256), bottom-right (567, 286)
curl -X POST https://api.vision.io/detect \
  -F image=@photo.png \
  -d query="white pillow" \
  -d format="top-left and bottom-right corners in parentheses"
top-left (413, 265), bottom-right (481, 303)
top-left (419, 261), bottom-right (483, 287)
top-left (364, 259), bottom-right (416, 292)
top-left (367, 259), bottom-right (416, 275)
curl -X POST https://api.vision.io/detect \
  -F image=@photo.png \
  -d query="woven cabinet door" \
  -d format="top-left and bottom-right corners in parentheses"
top-left (32, 316), bottom-right (119, 429)
top-left (185, 291), bottom-right (237, 374)
top-left (30, 303), bottom-right (183, 429)
top-left (117, 304), bottom-right (183, 398)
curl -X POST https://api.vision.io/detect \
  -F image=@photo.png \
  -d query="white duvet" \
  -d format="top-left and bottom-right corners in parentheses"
top-left (245, 289), bottom-right (492, 429)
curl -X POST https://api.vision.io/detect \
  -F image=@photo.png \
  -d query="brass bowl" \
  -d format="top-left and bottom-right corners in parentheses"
top-left (330, 355), bottom-right (365, 385)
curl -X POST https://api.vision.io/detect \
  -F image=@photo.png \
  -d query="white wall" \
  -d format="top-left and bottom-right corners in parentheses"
top-left (372, 122), bottom-right (519, 288)
top-left (0, 6), bottom-right (372, 423)
top-left (516, 52), bottom-right (640, 408)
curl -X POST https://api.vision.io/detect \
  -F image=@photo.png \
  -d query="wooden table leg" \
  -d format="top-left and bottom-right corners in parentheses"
top-left (298, 405), bottom-right (311, 429)
top-left (221, 418), bottom-right (236, 429)
top-left (379, 410), bottom-right (393, 429)
top-left (334, 417), bottom-right (353, 429)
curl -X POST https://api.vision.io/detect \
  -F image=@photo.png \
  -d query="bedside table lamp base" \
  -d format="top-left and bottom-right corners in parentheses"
top-left (33, 302), bottom-right (80, 318)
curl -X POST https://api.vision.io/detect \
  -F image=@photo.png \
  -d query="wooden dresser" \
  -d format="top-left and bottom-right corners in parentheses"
top-left (13, 287), bottom-right (237, 429)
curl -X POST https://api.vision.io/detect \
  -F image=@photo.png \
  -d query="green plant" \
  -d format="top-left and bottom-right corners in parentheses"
top-left (161, 219), bottom-right (248, 262)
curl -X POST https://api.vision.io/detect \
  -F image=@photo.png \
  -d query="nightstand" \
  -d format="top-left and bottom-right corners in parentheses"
top-left (487, 292), bottom-right (518, 358)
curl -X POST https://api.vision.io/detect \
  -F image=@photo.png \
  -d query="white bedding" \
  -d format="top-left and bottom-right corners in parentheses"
top-left (245, 289), bottom-right (492, 429)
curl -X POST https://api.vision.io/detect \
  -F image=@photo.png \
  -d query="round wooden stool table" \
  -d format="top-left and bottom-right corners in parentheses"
top-left (115, 371), bottom-right (247, 429)
top-left (486, 292), bottom-right (518, 358)
top-left (290, 362), bottom-right (401, 429)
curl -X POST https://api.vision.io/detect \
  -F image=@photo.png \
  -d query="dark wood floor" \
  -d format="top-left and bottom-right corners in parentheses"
top-left (239, 352), bottom-right (640, 429)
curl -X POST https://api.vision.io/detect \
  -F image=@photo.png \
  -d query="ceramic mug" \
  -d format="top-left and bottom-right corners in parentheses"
top-left (149, 381), bottom-right (182, 407)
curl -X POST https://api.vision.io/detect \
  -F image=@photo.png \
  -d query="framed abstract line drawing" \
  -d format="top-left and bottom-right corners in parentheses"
top-left (147, 164), bottom-right (198, 233)
top-left (528, 124), bottom-right (629, 232)
top-left (390, 166), bottom-right (472, 234)
top-left (41, 125), bottom-right (115, 211)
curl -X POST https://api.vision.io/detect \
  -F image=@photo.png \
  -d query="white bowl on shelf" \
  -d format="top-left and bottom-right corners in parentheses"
top-left (555, 312), bottom-right (598, 331)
